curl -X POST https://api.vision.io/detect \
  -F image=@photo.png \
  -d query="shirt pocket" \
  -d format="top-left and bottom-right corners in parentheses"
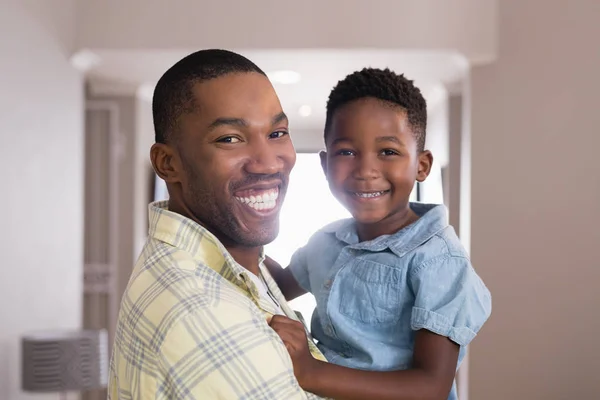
top-left (337, 259), bottom-right (404, 326)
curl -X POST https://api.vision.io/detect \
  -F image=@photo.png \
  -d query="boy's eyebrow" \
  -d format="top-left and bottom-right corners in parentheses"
top-left (376, 135), bottom-right (404, 145)
top-left (330, 137), bottom-right (351, 146)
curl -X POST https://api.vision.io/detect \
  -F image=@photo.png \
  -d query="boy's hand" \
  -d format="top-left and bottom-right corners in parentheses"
top-left (268, 315), bottom-right (320, 388)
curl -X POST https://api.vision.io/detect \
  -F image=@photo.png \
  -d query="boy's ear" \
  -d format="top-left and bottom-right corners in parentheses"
top-left (319, 151), bottom-right (328, 177)
top-left (416, 150), bottom-right (433, 182)
top-left (150, 143), bottom-right (182, 184)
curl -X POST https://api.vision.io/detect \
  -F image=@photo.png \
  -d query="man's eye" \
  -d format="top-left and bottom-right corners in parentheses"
top-left (217, 136), bottom-right (241, 144)
top-left (269, 131), bottom-right (288, 139)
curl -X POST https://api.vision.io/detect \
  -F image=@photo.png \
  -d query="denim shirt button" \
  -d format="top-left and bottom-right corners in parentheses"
top-left (325, 325), bottom-right (334, 336)
top-left (323, 280), bottom-right (332, 289)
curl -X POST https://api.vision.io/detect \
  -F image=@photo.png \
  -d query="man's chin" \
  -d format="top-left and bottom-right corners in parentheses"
top-left (237, 230), bottom-right (279, 247)
top-left (233, 219), bottom-right (280, 247)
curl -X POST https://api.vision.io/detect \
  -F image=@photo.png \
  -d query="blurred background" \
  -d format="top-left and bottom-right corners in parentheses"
top-left (1, 0), bottom-right (599, 399)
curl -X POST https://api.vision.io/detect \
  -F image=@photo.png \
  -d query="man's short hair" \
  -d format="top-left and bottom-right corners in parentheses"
top-left (325, 68), bottom-right (428, 152)
top-left (152, 49), bottom-right (266, 144)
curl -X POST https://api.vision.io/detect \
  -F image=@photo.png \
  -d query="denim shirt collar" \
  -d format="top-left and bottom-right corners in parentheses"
top-left (323, 203), bottom-right (449, 257)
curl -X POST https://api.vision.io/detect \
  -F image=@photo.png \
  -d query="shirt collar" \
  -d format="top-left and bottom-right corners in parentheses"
top-left (147, 202), bottom-right (327, 361)
top-left (323, 203), bottom-right (449, 257)
top-left (148, 201), bottom-right (264, 285)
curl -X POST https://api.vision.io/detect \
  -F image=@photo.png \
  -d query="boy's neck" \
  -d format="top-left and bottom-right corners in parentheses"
top-left (356, 206), bottom-right (419, 242)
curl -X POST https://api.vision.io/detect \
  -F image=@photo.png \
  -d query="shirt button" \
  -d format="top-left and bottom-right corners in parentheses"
top-left (323, 280), bottom-right (333, 289)
top-left (325, 326), bottom-right (334, 336)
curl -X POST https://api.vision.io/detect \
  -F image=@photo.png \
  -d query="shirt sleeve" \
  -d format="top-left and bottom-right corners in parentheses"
top-left (288, 244), bottom-right (311, 293)
top-left (156, 300), bottom-right (317, 400)
top-left (409, 255), bottom-right (492, 346)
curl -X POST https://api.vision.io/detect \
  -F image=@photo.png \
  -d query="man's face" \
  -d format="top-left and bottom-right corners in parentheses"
top-left (158, 72), bottom-right (296, 247)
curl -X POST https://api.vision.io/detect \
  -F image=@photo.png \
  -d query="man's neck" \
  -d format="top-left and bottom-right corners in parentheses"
top-left (225, 245), bottom-right (262, 276)
top-left (167, 198), bottom-right (262, 276)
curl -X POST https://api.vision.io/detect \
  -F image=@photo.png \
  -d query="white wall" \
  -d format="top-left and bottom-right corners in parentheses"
top-left (0, 1), bottom-right (83, 399)
top-left (469, 1), bottom-right (600, 399)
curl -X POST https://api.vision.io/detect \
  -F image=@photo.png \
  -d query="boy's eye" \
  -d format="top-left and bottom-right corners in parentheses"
top-left (217, 136), bottom-right (241, 144)
top-left (381, 149), bottom-right (399, 156)
top-left (269, 131), bottom-right (288, 139)
top-left (336, 149), bottom-right (355, 156)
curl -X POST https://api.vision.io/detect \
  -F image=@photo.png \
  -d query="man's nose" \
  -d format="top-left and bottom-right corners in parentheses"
top-left (244, 141), bottom-right (284, 175)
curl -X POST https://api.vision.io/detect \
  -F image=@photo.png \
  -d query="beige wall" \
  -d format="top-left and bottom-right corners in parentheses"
top-left (0, 1), bottom-right (83, 399)
top-left (134, 98), bottom-right (154, 256)
top-left (76, 0), bottom-right (497, 63)
top-left (469, 1), bottom-right (600, 399)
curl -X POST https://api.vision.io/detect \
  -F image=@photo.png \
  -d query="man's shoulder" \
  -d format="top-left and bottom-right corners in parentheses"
top-left (118, 241), bottom-right (254, 351)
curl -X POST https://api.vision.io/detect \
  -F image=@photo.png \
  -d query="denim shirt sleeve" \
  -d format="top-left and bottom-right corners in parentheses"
top-left (409, 255), bottom-right (492, 346)
top-left (288, 245), bottom-right (312, 293)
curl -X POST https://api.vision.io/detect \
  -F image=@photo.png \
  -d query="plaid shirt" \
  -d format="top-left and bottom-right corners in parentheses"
top-left (109, 201), bottom-right (326, 399)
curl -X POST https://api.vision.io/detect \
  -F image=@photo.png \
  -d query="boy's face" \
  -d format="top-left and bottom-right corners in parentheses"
top-left (321, 97), bottom-right (432, 226)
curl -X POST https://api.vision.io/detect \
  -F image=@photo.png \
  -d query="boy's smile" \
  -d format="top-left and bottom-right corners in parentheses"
top-left (321, 97), bottom-right (432, 240)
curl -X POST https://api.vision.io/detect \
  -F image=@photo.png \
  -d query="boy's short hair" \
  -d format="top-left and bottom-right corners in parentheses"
top-left (325, 68), bottom-right (427, 152)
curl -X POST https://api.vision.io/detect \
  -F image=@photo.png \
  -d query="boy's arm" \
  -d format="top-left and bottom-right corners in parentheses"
top-left (269, 255), bottom-right (491, 400)
top-left (264, 255), bottom-right (307, 301)
top-left (270, 317), bottom-right (458, 400)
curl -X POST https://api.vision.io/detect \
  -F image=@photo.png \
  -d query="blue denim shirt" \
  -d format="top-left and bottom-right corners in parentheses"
top-left (289, 203), bottom-right (492, 400)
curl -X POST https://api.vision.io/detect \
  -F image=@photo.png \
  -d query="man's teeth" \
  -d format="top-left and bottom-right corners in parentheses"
top-left (355, 191), bottom-right (388, 198)
top-left (235, 190), bottom-right (279, 211)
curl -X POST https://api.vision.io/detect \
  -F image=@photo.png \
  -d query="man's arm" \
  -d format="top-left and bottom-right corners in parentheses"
top-left (264, 255), bottom-right (307, 301)
top-left (270, 317), bottom-right (459, 400)
top-left (157, 301), bottom-right (320, 400)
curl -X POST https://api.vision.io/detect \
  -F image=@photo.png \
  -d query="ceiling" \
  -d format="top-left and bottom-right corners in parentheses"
top-left (84, 49), bottom-right (468, 131)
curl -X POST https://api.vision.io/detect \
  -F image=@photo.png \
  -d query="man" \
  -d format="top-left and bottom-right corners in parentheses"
top-left (108, 49), bottom-right (325, 399)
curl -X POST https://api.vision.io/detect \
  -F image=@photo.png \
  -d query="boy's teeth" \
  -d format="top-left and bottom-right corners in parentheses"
top-left (235, 189), bottom-right (279, 211)
top-left (355, 191), bottom-right (386, 198)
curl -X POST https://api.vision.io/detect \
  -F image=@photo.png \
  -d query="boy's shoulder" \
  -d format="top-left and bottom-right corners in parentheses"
top-left (416, 225), bottom-right (469, 260)
top-left (302, 218), bottom-right (354, 243)
top-left (319, 218), bottom-right (354, 235)
top-left (298, 218), bottom-right (353, 253)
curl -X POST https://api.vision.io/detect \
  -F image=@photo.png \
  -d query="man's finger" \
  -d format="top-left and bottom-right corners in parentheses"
top-left (270, 315), bottom-right (306, 330)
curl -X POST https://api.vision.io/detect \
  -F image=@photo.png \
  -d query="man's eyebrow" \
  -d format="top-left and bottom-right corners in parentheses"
top-left (206, 112), bottom-right (288, 131)
top-left (272, 112), bottom-right (288, 125)
top-left (207, 117), bottom-right (248, 131)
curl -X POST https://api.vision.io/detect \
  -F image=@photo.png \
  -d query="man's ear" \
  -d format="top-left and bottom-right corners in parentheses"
top-left (150, 143), bottom-right (182, 183)
top-left (416, 150), bottom-right (433, 183)
top-left (319, 150), bottom-right (328, 177)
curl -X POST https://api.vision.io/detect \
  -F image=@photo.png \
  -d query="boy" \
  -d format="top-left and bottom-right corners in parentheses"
top-left (266, 68), bottom-right (491, 400)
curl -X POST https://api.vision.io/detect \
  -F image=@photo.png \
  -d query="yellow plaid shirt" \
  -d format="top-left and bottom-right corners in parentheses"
top-left (108, 201), bottom-right (326, 399)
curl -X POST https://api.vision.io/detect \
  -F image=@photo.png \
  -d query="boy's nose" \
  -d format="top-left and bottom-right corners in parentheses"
top-left (352, 157), bottom-right (380, 180)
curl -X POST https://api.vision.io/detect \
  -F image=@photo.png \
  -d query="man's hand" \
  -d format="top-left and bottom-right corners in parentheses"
top-left (268, 315), bottom-right (321, 389)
